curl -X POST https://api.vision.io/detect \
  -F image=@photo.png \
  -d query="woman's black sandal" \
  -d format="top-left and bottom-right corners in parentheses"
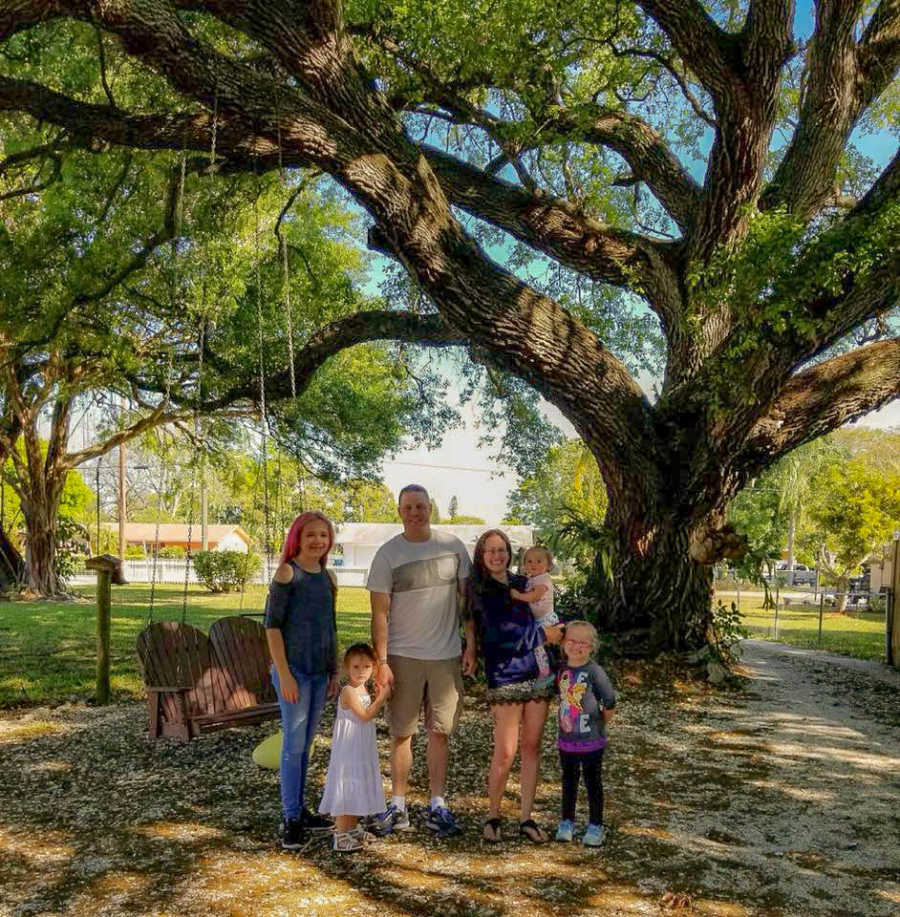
top-left (483, 817), bottom-right (502, 842)
top-left (519, 819), bottom-right (548, 844)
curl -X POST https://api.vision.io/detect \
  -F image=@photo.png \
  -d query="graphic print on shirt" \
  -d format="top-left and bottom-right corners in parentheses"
top-left (391, 553), bottom-right (460, 592)
top-left (558, 669), bottom-right (589, 734)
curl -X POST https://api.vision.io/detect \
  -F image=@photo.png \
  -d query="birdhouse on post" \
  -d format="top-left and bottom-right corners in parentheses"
top-left (86, 554), bottom-right (128, 704)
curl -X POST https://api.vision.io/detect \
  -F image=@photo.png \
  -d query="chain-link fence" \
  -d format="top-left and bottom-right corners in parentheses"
top-left (716, 579), bottom-right (893, 661)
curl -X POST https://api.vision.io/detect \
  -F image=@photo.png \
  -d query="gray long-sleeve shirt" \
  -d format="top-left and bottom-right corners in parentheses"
top-left (557, 661), bottom-right (616, 753)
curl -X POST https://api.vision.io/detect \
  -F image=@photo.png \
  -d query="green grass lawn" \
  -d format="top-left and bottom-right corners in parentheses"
top-left (718, 592), bottom-right (888, 662)
top-left (0, 583), bottom-right (374, 708)
top-left (2, 584), bottom-right (889, 708)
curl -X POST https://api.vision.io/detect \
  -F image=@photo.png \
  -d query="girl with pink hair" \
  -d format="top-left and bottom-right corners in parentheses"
top-left (264, 511), bottom-right (339, 849)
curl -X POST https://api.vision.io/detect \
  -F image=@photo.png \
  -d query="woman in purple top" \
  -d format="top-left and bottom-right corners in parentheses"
top-left (467, 529), bottom-right (564, 843)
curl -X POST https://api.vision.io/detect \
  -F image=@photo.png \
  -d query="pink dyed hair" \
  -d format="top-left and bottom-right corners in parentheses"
top-left (280, 511), bottom-right (335, 566)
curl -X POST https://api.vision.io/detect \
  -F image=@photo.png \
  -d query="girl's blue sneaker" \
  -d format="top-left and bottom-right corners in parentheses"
top-left (555, 819), bottom-right (574, 842)
top-left (582, 823), bottom-right (605, 847)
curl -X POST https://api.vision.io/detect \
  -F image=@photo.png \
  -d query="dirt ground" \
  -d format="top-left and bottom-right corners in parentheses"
top-left (1, 641), bottom-right (898, 917)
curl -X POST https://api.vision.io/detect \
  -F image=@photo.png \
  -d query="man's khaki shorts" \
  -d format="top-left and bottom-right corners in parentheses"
top-left (386, 655), bottom-right (463, 738)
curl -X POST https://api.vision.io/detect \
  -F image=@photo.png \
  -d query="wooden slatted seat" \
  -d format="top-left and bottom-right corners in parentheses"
top-left (137, 617), bottom-right (279, 740)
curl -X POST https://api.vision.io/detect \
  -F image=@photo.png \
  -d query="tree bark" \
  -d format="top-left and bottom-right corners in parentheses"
top-left (21, 486), bottom-right (65, 596)
top-left (596, 509), bottom-right (715, 654)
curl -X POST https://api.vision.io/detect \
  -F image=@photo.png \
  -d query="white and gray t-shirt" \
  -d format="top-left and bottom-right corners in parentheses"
top-left (366, 530), bottom-right (472, 660)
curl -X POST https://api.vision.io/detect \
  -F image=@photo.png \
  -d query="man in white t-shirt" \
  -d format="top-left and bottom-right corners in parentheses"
top-left (367, 484), bottom-right (475, 837)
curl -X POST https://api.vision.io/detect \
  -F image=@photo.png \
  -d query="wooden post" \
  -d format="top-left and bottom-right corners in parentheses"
top-left (818, 591), bottom-right (825, 648)
top-left (773, 583), bottom-right (780, 639)
top-left (118, 440), bottom-right (127, 562)
top-left (86, 554), bottom-right (128, 704)
top-left (890, 535), bottom-right (900, 668)
top-left (96, 567), bottom-right (111, 704)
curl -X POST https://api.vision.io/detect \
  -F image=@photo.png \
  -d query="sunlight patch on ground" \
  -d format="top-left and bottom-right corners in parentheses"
top-left (177, 851), bottom-right (381, 915)
top-left (24, 758), bottom-right (71, 774)
top-left (133, 821), bottom-right (228, 843)
top-left (0, 825), bottom-right (74, 865)
top-left (618, 824), bottom-right (675, 841)
top-left (64, 871), bottom-right (155, 915)
top-left (762, 741), bottom-right (900, 772)
top-left (0, 717), bottom-right (67, 742)
top-left (746, 779), bottom-right (835, 802)
top-left (691, 897), bottom-right (752, 915)
top-left (583, 883), bottom-right (657, 913)
top-left (876, 888), bottom-right (900, 903)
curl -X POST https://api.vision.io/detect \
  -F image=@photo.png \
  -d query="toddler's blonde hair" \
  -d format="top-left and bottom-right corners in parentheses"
top-left (523, 545), bottom-right (553, 569)
top-left (563, 620), bottom-right (600, 655)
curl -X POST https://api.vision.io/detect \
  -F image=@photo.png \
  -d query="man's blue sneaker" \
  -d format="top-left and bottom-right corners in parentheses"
top-left (555, 819), bottom-right (574, 842)
top-left (425, 805), bottom-right (462, 837)
top-left (582, 823), bottom-right (605, 847)
top-left (368, 802), bottom-right (411, 835)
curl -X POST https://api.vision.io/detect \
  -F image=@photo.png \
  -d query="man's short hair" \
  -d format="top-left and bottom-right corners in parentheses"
top-left (398, 484), bottom-right (430, 505)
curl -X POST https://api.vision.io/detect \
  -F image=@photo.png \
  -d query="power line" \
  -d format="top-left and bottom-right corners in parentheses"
top-left (385, 460), bottom-right (503, 473)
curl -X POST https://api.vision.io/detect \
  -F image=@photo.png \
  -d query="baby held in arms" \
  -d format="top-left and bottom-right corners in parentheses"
top-left (510, 546), bottom-right (558, 682)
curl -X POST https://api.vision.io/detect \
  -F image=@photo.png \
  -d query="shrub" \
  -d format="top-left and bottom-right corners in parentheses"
top-left (124, 545), bottom-right (146, 559)
top-left (157, 546), bottom-right (186, 558)
top-left (710, 600), bottom-right (748, 666)
top-left (56, 517), bottom-right (90, 586)
top-left (193, 550), bottom-right (262, 593)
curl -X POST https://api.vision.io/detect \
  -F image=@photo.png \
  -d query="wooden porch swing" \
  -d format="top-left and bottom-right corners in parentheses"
top-left (135, 134), bottom-right (297, 741)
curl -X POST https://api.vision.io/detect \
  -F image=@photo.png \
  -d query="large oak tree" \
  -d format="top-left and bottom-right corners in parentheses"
top-left (1, 0), bottom-right (898, 648)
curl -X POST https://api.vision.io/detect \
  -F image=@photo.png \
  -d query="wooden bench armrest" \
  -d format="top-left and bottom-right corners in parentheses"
top-left (146, 685), bottom-right (192, 693)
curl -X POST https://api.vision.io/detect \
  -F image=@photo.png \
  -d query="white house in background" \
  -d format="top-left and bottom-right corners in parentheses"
top-left (332, 523), bottom-right (535, 573)
top-left (102, 523), bottom-right (251, 553)
top-left (868, 539), bottom-right (899, 593)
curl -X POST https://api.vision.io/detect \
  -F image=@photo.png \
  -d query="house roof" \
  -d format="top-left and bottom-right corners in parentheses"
top-left (333, 523), bottom-right (534, 548)
top-left (102, 523), bottom-right (251, 545)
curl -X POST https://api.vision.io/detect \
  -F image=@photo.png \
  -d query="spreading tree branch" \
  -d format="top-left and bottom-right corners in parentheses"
top-left (762, 0), bottom-right (900, 216)
top-left (738, 338), bottom-right (900, 478)
top-left (181, 310), bottom-right (467, 410)
top-left (423, 147), bottom-right (683, 322)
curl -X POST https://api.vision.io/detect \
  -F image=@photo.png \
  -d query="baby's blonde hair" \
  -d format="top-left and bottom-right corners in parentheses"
top-left (523, 545), bottom-right (553, 568)
top-left (563, 620), bottom-right (600, 655)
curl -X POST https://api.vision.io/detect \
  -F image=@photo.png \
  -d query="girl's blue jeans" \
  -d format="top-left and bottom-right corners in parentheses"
top-left (271, 666), bottom-right (328, 820)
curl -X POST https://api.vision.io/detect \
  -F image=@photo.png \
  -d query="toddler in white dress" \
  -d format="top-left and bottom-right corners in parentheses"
top-left (510, 546), bottom-right (558, 681)
top-left (318, 643), bottom-right (388, 852)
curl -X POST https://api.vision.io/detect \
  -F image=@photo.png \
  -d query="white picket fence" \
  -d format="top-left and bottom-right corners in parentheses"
top-left (71, 558), bottom-right (369, 588)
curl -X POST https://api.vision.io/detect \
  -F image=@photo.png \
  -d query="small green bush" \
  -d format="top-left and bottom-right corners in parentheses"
top-left (124, 545), bottom-right (145, 559)
top-left (710, 600), bottom-right (748, 665)
top-left (56, 517), bottom-right (90, 586)
top-left (192, 550), bottom-right (262, 593)
top-left (157, 546), bottom-right (186, 558)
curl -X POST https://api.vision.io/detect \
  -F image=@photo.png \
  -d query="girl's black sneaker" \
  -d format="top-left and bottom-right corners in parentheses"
top-left (281, 817), bottom-right (309, 849)
top-left (301, 808), bottom-right (334, 833)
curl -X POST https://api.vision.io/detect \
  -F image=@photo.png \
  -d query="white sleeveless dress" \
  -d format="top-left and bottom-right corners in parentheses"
top-left (318, 689), bottom-right (385, 817)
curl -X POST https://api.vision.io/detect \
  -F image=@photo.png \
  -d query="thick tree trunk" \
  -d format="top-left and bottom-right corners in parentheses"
top-left (0, 527), bottom-right (25, 592)
top-left (22, 495), bottom-right (65, 596)
top-left (835, 577), bottom-right (850, 613)
top-left (595, 520), bottom-right (714, 654)
top-left (19, 457), bottom-right (68, 597)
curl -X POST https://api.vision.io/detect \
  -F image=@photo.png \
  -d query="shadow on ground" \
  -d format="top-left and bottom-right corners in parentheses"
top-left (1, 649), bottom-right (898, 916)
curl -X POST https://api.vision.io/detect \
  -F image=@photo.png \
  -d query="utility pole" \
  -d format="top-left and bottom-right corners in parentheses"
top-left (118, 439), bottom-right (127, 561)
top-left (95, 456), bottom-right (102, 554)
top-left (890, 532), bottom-right (900, 668)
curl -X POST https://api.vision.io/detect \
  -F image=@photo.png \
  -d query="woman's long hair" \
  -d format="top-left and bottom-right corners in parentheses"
top-left (280, 511), bottom-right (335, 566)
top-left (472, 528), bottom-right (513, 584)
